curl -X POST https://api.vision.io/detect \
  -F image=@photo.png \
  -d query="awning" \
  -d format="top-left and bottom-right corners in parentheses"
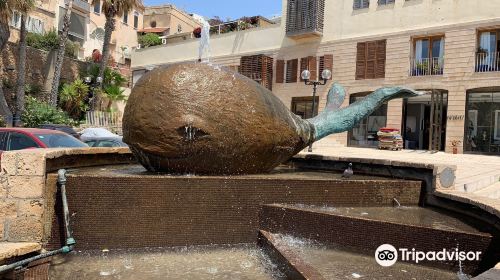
top-left (59, 7), bottom-right (86, 39)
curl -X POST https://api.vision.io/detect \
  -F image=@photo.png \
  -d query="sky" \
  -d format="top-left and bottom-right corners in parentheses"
top-left (143, 0), bottom-right (282, 21)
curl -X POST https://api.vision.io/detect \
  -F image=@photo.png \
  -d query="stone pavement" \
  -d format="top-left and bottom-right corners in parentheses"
top-left (304, 146), bottom-right (500, 216)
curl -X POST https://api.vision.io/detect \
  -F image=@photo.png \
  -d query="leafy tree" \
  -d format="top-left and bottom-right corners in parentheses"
top-left (93, 0), bottom-right (142, 88)
top-left (14, 0), bottom-right (36, 126)
top-left (138, 33), bottom-right (162, 48)
top-left (50, 0), bottom-right (74, 106)
top-left (22, 96), bottom-right (78, 127)
top-left (59, 79), bottom-right (89, 119)
top-left (0, 0), bottom-right (17, 125)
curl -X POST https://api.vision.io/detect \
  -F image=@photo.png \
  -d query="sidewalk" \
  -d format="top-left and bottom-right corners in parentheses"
top-left (304, 146), bottom-right (500, 217)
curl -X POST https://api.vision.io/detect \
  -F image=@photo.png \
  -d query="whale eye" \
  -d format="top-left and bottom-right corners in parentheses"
top-left (176, 125), bottom-right (209, 141)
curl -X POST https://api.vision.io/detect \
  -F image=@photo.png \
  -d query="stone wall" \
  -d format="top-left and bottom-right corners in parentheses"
top-left (0, 148), bottom-right (133, 243)
top-left (0, 42), bottom-right (89, 105)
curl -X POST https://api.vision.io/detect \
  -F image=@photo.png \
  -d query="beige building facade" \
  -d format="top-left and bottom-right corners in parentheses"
top-left (132, 0), bottom-right (500, 155)
top-left (141, 4), bottom-right (200, 37)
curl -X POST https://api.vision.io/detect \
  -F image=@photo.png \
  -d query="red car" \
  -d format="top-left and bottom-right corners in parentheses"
top-left (0, 128), bottom-right (88, 152)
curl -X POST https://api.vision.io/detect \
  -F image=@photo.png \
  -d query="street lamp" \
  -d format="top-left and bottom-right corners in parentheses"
top-left (302, 68), bottom-right (332, 152)
top-left (83, 76), bottom-right (103, 111)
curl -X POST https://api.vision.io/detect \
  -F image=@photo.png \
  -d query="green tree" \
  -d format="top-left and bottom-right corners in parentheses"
top-left (93, 0), bottom-right (142, 88)
top-left (49, 0), bottom-right (73, 107)
top-left (138, 33), bottom-right (162, 48)
top-left (59, 78), bottom-right (89, 119)
top-left (0, 0), bottom-right (16, 125)
top-left (14, 0), bottom-right (36, 126)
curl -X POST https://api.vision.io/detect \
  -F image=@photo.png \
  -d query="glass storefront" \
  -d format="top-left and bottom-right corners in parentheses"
top-left (348, 93), bottom-right (388, 148)
top-left (464, 91), bottom-right (500, 154)
top-left (291, 96), bottom-right (319, 119)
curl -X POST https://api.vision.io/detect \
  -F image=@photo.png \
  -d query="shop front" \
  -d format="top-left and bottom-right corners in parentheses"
top-left (464, 90), bottom-right (500, 155)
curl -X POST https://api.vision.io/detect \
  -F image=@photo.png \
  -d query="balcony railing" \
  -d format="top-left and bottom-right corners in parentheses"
top-left (409, 57), bottom-right (444, 77)
top-left (65, 0), bottom-right (90, 13)
top-left (475, 52), bottom-right (500, 72)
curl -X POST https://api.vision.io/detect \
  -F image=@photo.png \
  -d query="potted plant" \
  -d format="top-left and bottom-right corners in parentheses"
top-left (451, 140), bottom-right (462, 154)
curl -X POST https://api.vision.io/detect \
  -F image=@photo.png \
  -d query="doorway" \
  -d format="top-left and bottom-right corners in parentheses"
top-left (402, 90), bottom-right (448, 151)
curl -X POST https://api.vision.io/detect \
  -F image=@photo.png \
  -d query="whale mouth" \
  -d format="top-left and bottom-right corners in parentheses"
top-left (176, 125), bottom-right (210, 142)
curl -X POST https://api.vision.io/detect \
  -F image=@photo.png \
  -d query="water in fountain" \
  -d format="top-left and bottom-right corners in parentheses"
top-left (192, 14), bottom-right (211, 63)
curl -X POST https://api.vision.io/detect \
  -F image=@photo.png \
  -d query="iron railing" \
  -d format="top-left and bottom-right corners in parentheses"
top-left (409, 57), bottom-right (444, 76)
top-left (475, 52), bottom-right (500, 72)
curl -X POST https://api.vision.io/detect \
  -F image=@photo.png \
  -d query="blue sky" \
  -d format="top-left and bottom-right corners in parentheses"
top-left (144, 0), bottom-right (282, 20)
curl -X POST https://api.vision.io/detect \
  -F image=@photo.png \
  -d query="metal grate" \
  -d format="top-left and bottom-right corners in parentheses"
top-left (286, 0), bottom-right (325, 37)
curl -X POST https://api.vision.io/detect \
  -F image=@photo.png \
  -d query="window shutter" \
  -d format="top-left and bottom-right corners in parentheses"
top-left (308, 56), bottom-right (317, 81)
top-left (240, 55), bottom-right (273, 90)
top-left (376, 40), bottom-right (386, 78)
top-left (366, 41), bottom-right (377, 79)
top-left (291, 59), bottom-right (298, 83)
top-left (356, 42), bottom-right (367, 80)
top-left (323, 54), bottom-right (333, 72)
top-left (286, 59), bottom-right (298, 83)
top-left (276, 60), bottom-right (284, 83)
top-left (261, 55), bottom-right (274, 91)
top-left (300, 57), bottom-right (308, 81)
top-left (363, 0), bottom-right (370, 8)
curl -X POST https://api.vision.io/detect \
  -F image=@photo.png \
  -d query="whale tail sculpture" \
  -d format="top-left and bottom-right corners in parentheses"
top-left (123, 63), bottom-right (423, 174)
top-left (308, 83), bottom-right (423, 142)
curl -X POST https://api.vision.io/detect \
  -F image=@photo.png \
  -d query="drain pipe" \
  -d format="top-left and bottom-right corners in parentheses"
top-left (0, 169), bottom-right (75, 274)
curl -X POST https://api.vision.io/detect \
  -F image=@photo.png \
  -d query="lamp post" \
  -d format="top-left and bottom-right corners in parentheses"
top-left (83, 76), bottom-right (103, 111)
top-left (301, 68), bottom-right (332, 152)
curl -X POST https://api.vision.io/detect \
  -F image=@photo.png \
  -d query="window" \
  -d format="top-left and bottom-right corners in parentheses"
top-left (35, 134), bottom-right (87, 148)
top-left (318, 54), bottom-right (333, 77)
top-left (300, 56), bottom-right (317, 81)
top-left (286, 59), bottom-right (298, 83)
top-left (411, 36), bottom-right (444, 76)
top-left (7, 133), bottom-right (40, 151)
top-left (353, 0), bottom-right (369, 9)
top-left (348, 93), bottom-right (388, 148)
top-left (10, 11), bottom-right (21, 28)
top-left (291, 96), bottom-right (319, 119)
top-left (286, 0), bottom-right (325, 37)
top-left (134, 11), bottom-right (139, 29)
top-left (27, 17), bottom-right (44, 34)
top-left (464, 91), bottom-right (500, 155)
top-left (123, 13), bottom-right (128, 24)
top-left (476, 30), bottom-right (500, 72)
top-left (356, 40), bottom-right (386, 80)
top-left (276, 60), bottom-right (285, 84)
top-left (239, 55), bottom-right (274, 91)
top-left (378, 0), bottom-right (394, 5)
top-left (93, 0), bottom-right (101, 14)
top-left (0, 132), bottom-right (8, 150)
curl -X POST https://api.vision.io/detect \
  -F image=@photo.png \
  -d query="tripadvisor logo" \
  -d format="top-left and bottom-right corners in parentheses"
top-left (375, 244), bottom-right (482, 267)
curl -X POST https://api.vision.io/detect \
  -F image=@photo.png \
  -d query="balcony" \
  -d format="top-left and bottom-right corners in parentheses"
top-left (65, 0), bottom-right (90, 14)
top-left (475, 52), bottom-right (500, 72)
top-left (409, 57), bottom-right (444, 77)
top-left (286, 0), bottom-right (325, 38)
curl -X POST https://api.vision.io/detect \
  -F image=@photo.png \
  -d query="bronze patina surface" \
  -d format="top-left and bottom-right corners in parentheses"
top-left (123, 63), bottom-right (311, 174)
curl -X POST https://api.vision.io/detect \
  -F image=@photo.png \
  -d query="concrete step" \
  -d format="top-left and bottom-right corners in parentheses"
top-left (456, 172), bottom-right (500, 193)
top-left (259, 204), bottom-right (492, 275)
top-left (473, 182), bottom-right (500, 199)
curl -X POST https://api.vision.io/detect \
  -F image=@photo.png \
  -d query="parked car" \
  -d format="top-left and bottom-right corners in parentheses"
top-left (0, 128), bottom-right (88, 152)
top-left (83, 137), bottom-right (128, 148)
top-left (39, 124), bottom-right (80, 139)
top-left (79, 128), bottom-right (127, 148)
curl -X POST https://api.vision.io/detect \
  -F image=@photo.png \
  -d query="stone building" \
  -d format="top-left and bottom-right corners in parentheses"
top-left (140, 4), bottom-right (200, 40)
top-left (131, 0), bottom-right (500, 155)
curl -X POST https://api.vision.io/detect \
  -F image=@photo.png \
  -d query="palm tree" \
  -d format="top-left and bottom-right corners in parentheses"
top-left (49, 0), bottom-right (73, 107)
top-left (0, 0), bottom-right (16, 126)
top-left (14, 0), bottom-right (36, 126)
top-left (94, 0), bottom-right (141, 88)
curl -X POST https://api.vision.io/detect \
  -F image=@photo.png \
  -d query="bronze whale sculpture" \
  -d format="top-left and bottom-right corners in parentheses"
top-left (123, 62), bottom-right (421, 174)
